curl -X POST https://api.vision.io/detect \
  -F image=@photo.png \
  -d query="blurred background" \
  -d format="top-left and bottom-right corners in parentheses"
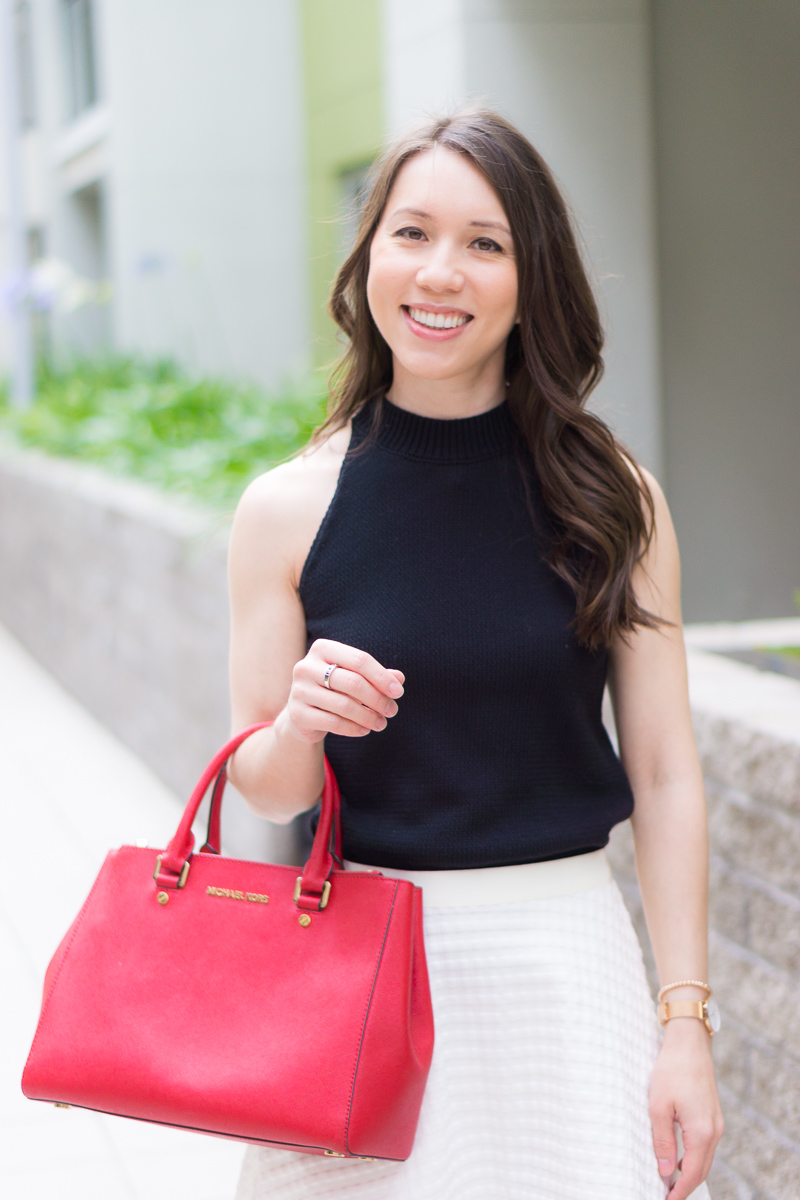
top-left (0, 0), bottom-right (798, 620)
top-left (0, 4), bottom-right (798, 1200)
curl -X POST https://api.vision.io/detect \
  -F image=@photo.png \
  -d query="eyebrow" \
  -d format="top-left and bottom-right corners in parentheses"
top-left (389, 207), bottom-right (511, 236)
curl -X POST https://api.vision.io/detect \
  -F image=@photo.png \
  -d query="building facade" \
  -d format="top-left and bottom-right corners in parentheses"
top-left (0, 0), bottom-right (798, 621)
top-left (0, 0), bottom-right (309, 386)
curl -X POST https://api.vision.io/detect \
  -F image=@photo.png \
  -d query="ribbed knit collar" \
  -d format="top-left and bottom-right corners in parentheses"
top-left (354, 395), bottom-right (515, 463)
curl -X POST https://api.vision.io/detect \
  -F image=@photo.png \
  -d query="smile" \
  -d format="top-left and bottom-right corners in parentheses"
top-left (407, 307), bottom-right (471, 330)
top-left (402, 306), bottom-right (473, 342)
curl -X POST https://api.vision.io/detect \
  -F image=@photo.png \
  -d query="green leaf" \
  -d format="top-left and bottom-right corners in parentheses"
top-left (0, 355), bottom-right (328, 509)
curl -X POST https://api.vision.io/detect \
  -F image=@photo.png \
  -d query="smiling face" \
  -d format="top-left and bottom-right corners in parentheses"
top-left (366, 146), bottom-right (519, 412)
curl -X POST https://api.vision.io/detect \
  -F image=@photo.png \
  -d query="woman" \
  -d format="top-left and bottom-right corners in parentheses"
top-left (227, 109), bottom-right (723, 1199)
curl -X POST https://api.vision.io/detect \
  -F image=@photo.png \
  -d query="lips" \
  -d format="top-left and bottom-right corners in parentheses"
top-left (402, 305), bottom-right (473, 342)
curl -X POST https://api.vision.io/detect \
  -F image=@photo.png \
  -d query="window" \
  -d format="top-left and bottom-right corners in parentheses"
top-left (62, 0), bottom-right (97, 119)
top-left (15, 1), bottom-right (36, 129)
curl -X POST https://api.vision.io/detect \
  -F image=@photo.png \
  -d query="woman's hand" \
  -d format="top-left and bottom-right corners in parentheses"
top-left (649, 1020), bottom-right (724, 1197)
top-left (280, 638), bottom-right (404, 744)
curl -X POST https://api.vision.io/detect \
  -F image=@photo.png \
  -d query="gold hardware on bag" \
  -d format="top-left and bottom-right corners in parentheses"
top-left (298, 914), bottom-right (311, 927)
top-left (153, 855), bottom-right (190, 888)
top-left (53, 1102), bottom-right (71, 1108)
top-left (357, 1156), bottom-right (377, 1161)
top-left (324, 1150), bottom-right (346, 1157)
top-left (293, 877), bottom-right (331, 909)
top-left (157, 892), bottom-right (169, 905)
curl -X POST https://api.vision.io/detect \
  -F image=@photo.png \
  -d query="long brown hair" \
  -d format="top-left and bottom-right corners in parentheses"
top-left (316, 107), bottom-right (660, 649)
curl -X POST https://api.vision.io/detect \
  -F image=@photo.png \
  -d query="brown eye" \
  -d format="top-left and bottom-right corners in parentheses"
top-left (473, 237), bottom-right (501, 253)
top-left (394, 227), bottom-right (426, 241)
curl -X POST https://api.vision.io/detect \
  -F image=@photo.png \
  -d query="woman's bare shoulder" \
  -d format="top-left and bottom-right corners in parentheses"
top-left (618, 454), bottom-right (672, 536)
top-left (230, 424), bottom-right (351, 588)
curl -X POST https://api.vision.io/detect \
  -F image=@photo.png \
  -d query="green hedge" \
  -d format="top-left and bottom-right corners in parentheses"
top-left (0, 358), bottom-right (326, 509)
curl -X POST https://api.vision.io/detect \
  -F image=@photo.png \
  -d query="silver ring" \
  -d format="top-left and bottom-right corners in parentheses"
top-left (322, 663), bottom-right (338, 690)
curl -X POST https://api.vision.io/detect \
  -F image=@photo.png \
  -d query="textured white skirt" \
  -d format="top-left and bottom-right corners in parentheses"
top-left (235, 851), bottom-right (710, 1200)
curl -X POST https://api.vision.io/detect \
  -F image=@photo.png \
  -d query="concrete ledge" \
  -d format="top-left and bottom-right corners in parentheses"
top-left (684, 617), bottom-right (800, 651)
top-left (688, 650), bottom-right (800, 824)
top-left (0, 446), bottom-right (288, 862)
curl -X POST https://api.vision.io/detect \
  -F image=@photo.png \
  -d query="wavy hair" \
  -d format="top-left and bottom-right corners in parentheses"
top-left (314, 108), bottom-right (660, 649)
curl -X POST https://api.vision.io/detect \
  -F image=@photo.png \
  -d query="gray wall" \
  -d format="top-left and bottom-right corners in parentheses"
top-left (0, 448), bottom-right (296, 864)
top-left (384, 0), bottom-right (800, 623)
top-left (653, 0), bottom-right (800, 621)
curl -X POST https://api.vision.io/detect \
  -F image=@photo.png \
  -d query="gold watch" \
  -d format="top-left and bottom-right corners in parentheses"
top-left (657, 996), bottom-right (721, 1036)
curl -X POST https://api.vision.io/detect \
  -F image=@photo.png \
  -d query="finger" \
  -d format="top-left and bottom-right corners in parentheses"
top-left (650, 1105), bottom-right (678, 1182)
top-left (665, 1132), bottom-right (713, 1200)
top-left (297, 705), bottom-right (373, 739)
top-left (323, 666), bottom-right (399, 717)
top-left (312, 640), bottom-right (404, 698)
top-left (306, 687), bottom-right (389, 733)
top-left (666, 1164), bottom-right (703, 1200)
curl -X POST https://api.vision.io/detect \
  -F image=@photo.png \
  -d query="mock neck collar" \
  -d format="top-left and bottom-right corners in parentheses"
top-left (353, 395), bottom-right (515, 463)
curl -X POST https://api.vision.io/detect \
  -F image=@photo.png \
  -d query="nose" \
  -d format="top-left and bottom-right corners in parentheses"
top-left (415, 240), bottom-right (464, 294)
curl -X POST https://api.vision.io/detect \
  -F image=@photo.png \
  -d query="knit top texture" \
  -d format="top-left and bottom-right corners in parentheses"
top-left (299, 396), bottom-right (634, 870)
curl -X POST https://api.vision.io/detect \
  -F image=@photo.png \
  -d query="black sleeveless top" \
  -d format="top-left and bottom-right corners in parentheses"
top-left (299, 396), bottom-right (634, 870)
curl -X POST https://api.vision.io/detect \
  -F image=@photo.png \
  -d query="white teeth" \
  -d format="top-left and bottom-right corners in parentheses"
top-left (408, 307), bottom-right (469, 330)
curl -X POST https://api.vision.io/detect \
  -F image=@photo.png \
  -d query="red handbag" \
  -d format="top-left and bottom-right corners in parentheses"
top-left (22, 723), bottom-right (434, 1161)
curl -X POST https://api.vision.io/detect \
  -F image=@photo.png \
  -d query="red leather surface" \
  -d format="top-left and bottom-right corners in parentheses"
top-left (346, 884), bottom-right (435, 1158)
top-left (22, 725), bottom-right (434, 1159)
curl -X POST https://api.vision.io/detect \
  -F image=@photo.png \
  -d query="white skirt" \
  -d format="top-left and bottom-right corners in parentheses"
top-left (235, 851), bottom-right (710, 1200)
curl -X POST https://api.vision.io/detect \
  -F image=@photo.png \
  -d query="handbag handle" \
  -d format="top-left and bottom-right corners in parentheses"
top-left (199, 757), bottom-right (343, 866)
top-left (154, 722), bottom-right (343, 912)
top-left (198, 761), bottom-right (343, 867)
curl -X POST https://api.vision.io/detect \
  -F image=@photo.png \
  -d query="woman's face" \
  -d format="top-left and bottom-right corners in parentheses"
top-left (367, 146), bottom-right (518, 392)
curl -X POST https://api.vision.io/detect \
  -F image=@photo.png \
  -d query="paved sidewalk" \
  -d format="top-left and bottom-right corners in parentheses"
top-left (0, 624), bottom-right (244, 1199)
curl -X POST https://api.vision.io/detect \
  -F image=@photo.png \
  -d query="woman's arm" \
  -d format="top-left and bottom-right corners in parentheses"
top-left (226, 437), bottom-right (404, 822)
top-left (608, 470), bottom-right (724, 1197)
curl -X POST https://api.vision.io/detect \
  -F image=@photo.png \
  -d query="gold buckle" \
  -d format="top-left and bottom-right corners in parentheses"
top-left (153, 855), bottom-right (190, 888)
top-left (293, 876), bottom-right (331, 909)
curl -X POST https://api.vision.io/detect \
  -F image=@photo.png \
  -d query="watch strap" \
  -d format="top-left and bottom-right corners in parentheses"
top-left (658, 998), bottom-right (717, 1037)
top-left (658, 999), bottom-right (704, 1024)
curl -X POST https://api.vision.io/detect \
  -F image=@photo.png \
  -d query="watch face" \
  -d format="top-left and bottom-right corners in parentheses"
top-left (706, 997), bottom-right (722, 1034)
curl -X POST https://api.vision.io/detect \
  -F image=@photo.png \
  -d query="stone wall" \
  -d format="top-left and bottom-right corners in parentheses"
top-left (0, 446), bottom-right (292, 862)
top-left (2, 447), bottom-right (800, 1196)
top-left (609, 655), bottom-right (800, 1200)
